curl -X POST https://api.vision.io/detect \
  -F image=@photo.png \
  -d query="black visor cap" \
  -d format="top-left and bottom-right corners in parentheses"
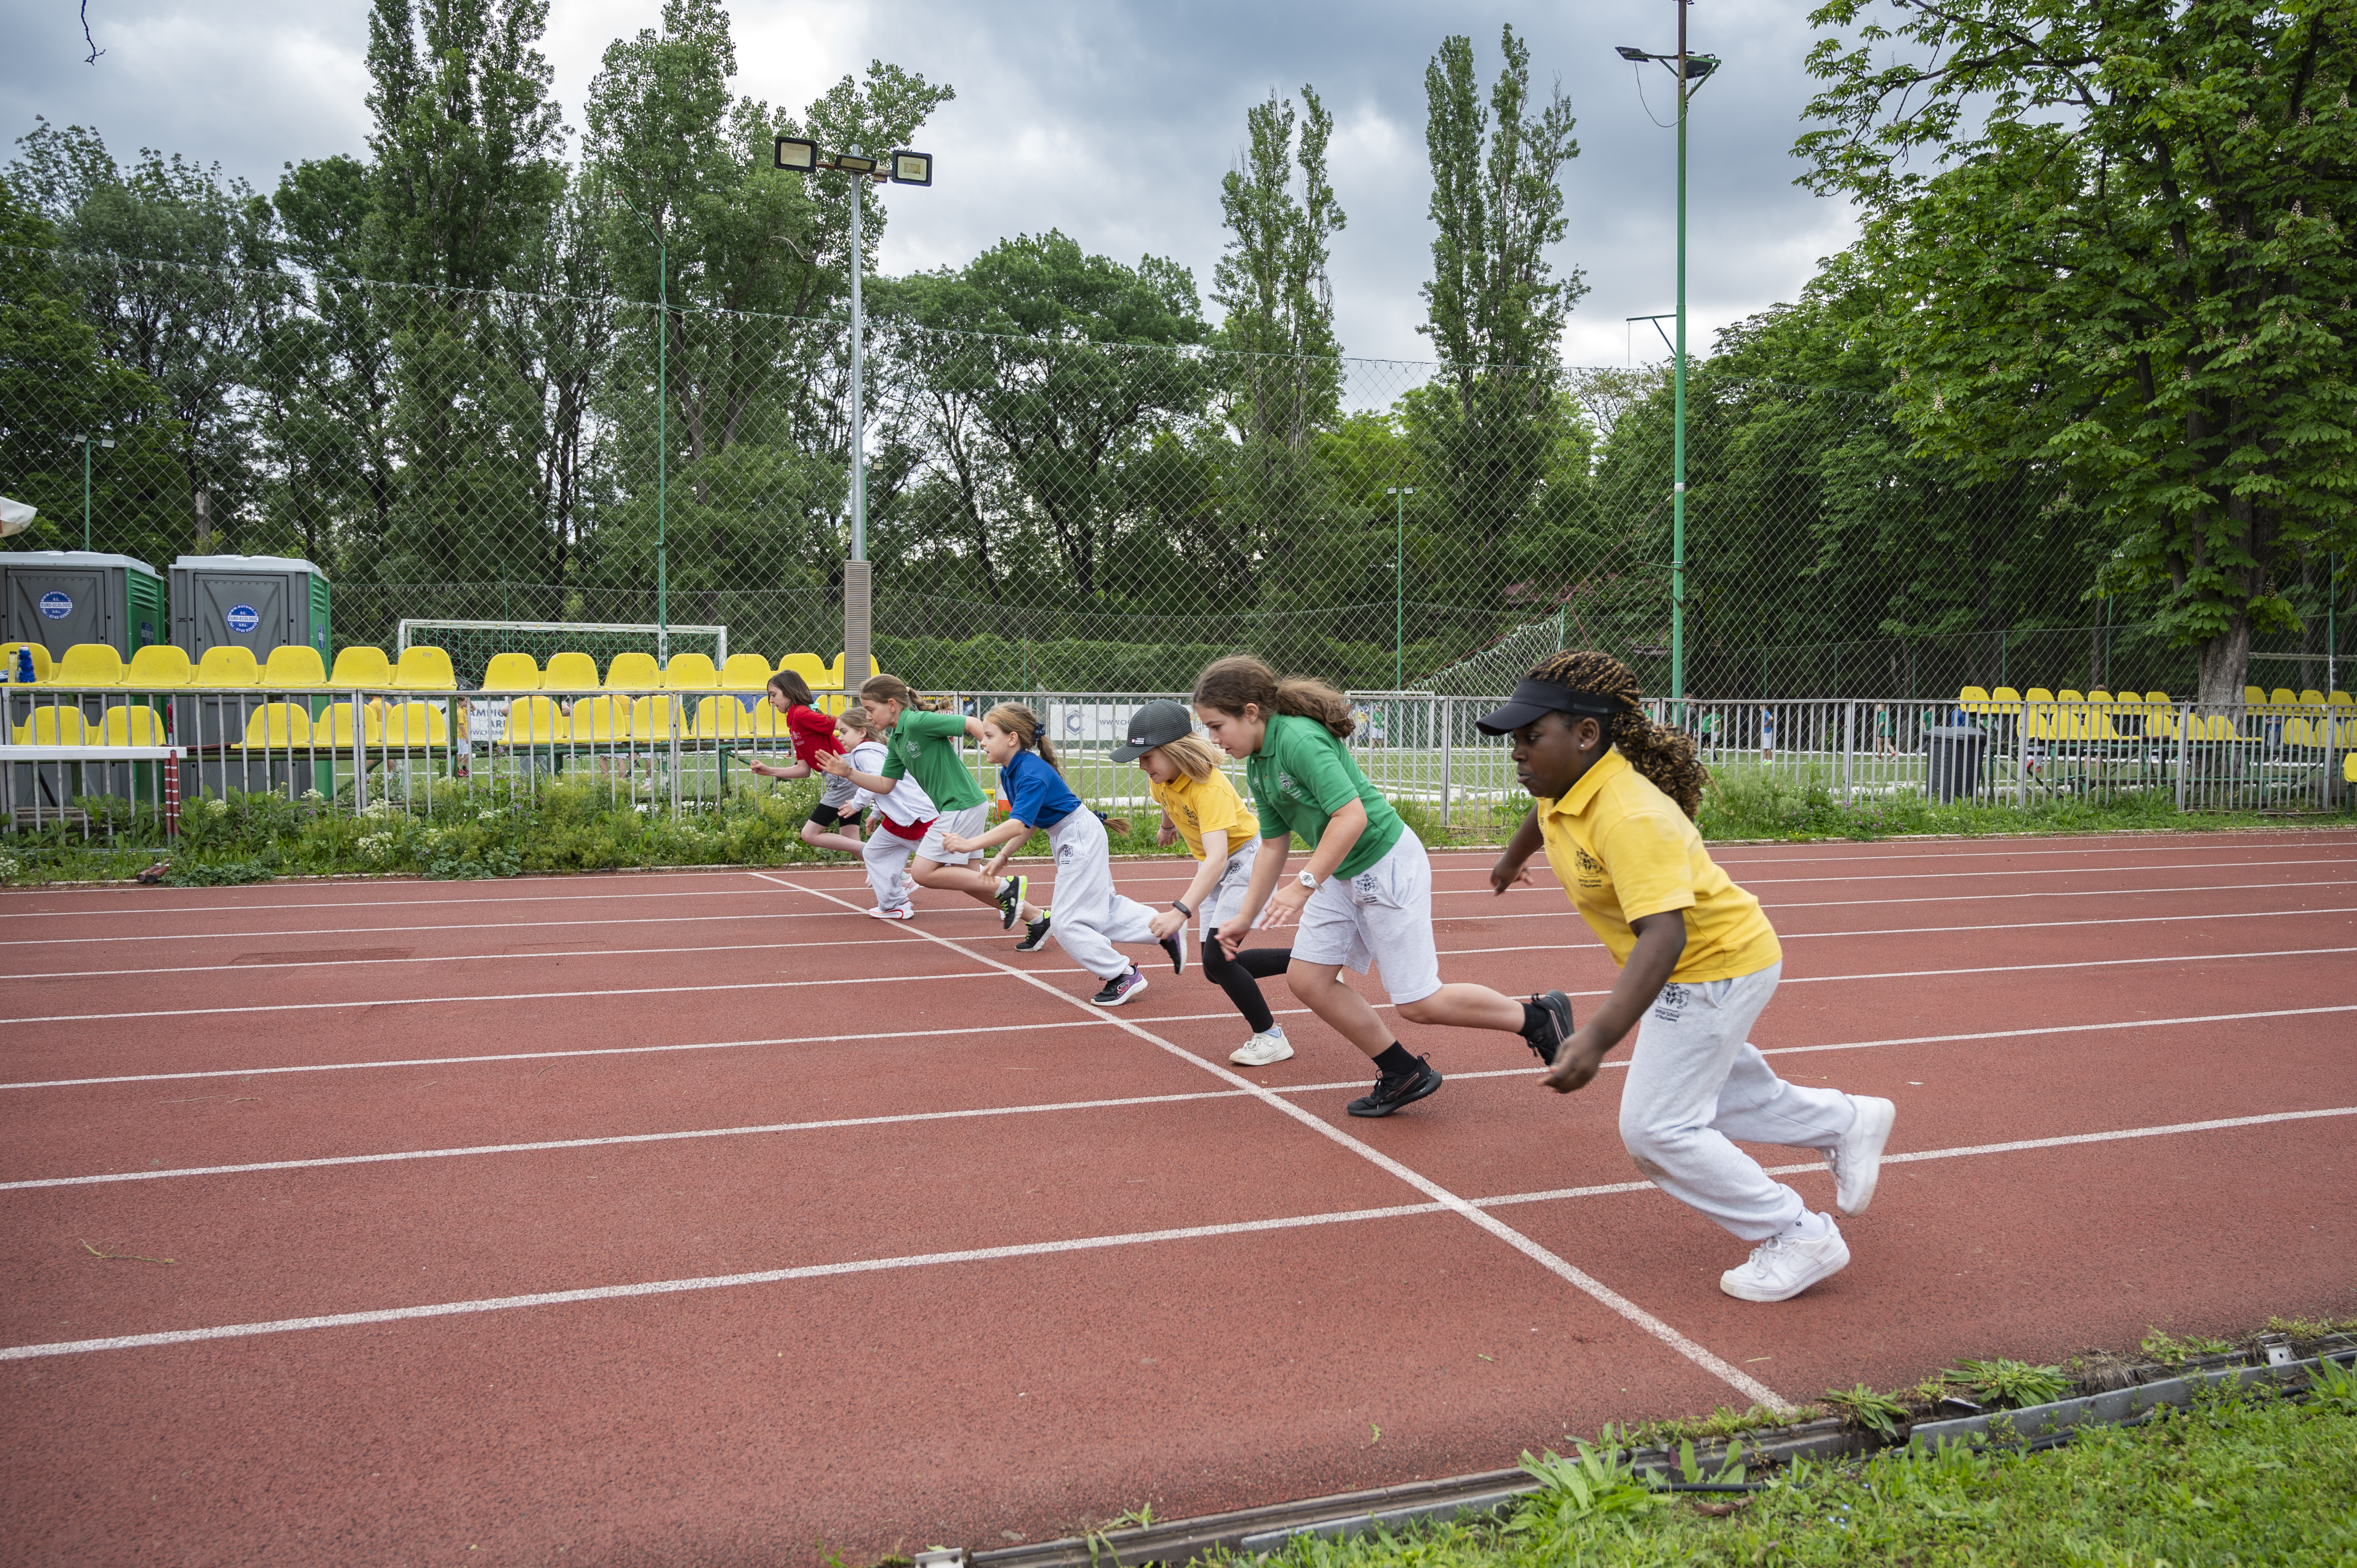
top-left (1475, 679), bottom-right (1627, 737)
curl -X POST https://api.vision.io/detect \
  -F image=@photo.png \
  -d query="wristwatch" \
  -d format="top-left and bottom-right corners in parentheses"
top-left (1170, 898), bottom-right (1193, 916)
top-left (1296, 870), bottom-right (1321, 891)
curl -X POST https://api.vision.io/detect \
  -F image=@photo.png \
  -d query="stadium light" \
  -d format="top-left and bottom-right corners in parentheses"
top-left (1614, 8), bottom-right (1724, 709)
top-left (75, 435), bottom-right (115, 552)
top-left (774, 138), bottom-right (936, 687)
top-left (1386, 487), bottom-right (1414, 690)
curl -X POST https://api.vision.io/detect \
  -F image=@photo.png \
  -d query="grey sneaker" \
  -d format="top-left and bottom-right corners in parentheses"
top-left (1719, 1223), bottom-right (1850, 1302)
top-left (1229, 1027), bottom-right (1293, 1067)
top-left (1828, 1095), bottom-right (1896, 1216)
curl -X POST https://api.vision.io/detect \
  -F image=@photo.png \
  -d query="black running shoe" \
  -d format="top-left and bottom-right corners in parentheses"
top-left (1090, 967), bottom-right (1149, 1006)
top-left (1346, 1056), bottom-right (1443, 1118)
top-left (997, 873), bottom-right (1029, 931)
top-left (1014, 910), bottom-right (1053, 952)
top-left (1161, 929), bottom-right (1187, 976)
top-left (1524, 990), bottom-right (1574, 1066)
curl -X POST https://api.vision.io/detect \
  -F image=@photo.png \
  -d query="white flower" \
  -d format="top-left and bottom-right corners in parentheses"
top-left (477, 809), bottom-right (501, 823)
top-left (206, 798), bottom-right (229, 817)
top-left (357, 833), bottom-right (392, 856)
top-left (0, 853), bottom-right (20, 881)
top-left (300, 789), bottom-right (325, 802)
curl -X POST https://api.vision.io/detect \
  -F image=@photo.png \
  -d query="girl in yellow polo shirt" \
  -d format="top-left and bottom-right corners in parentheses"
top-left (1478, 650), bottom-right (1897, 1304)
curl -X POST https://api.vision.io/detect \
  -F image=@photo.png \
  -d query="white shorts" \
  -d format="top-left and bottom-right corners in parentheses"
top-left (1289, 830), bottom-right (1441, 1005)
top-left (917, 802), bottom-right (989, 865)
top-left (1198, 847), bottom-right (1256, 943)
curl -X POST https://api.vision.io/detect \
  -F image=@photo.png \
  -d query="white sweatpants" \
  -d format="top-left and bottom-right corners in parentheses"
top-left (1043, 809), bottom-right (1161, 980)
top-left (1617, 962), bottom-right (1858, 1240)
top-left (863, 825), bottom-right (923, 913)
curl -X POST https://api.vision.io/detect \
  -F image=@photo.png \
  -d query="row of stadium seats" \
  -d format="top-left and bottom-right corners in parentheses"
top-left (0, 642), bottom-right (870, 694)
top-left (1958, 685), bottom-right (2353, 746)
top-left (11, 693), bottom-right (813, 750)
top-left (1961, 684), bottom-right (2353, 710)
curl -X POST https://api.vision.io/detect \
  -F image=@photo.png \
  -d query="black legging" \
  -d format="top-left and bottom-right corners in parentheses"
top-left (1201, 928), bottom-right (1292, 1034)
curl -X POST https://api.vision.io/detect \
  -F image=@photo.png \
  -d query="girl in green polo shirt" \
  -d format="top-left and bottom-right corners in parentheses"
top-left (1191, 655), bottom-right (1573, 1118)
top-left (1477, 649), bottom-right (1895, 1304)
top-left (821, 674), bottom-right (1047, 940)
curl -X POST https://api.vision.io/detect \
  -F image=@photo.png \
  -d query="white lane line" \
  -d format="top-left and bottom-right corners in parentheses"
top-left (14, 875), bottom-right (2348, 953)
top-left (0, 880), bottom-right (852, 919)
top-left (1433, 945), bottom-right (2357, 980)
top-left (1474, 1104), bottom-right (2357, 1207)
top-left (1780, 904), bottom-right (2357, 941)
top-left (753, 871), bottom-right (1792, 1412)
top-left (12, 934), bottom-right (930, 982)
top-left (10, 1102), bottom-right (2349, 1363)
top-left (0, 970), bottom-right (1014, 1026)
top-left (17, 993), bottom-right (2351, 1189)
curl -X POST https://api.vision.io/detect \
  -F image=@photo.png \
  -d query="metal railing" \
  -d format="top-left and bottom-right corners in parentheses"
top-left (7, 685), bottom-right (2352, 849)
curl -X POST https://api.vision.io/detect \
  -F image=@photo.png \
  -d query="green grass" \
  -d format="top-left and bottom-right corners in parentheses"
top-left (1204, 1384), bottom-right (2357, 1568)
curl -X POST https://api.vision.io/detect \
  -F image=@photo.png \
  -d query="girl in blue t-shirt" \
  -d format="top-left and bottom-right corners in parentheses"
top-left (943, 702), bottom-right (1178, 1007)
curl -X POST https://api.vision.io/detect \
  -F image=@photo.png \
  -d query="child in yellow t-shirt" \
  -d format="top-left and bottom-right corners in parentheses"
top-left (1479, 651), bottom-right (1897, 1306)
top-left (1113, 700), bottom-right (1294, 1067)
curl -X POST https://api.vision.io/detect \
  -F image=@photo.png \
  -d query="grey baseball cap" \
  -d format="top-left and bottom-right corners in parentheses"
top-left (1110, 698), bottom-right (1195, 763)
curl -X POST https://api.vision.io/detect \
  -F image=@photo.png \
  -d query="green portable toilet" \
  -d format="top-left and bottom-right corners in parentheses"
top-left (2, 550), bottom-right (169, 808)
top-left (170, 554), bottom-right (333, 797)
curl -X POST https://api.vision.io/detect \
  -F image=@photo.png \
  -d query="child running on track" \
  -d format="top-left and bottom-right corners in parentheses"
top-left (943, 702), bottom-right (1179, 1005)
top-left (1112, 699), bottom-right (1295, 1064)
top-left (1192, 656), bottom-right (1575, 1116)
top-left (748, 670), bottom-right (865, 855)
top-left (822, 706), bottom-right (927, 920)
top-left (1477, 650), bottom-right (1895, 1302)
top-left (821, 676), bottom-right (1048, 944)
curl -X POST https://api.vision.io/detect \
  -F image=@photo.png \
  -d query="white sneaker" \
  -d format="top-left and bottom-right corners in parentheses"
top-left (1720, 1222), bottom-right (1851, 1302)
top-left (868, 905), bottom-right (914, 921)
top-left (1229, 1028), bottom-right (1293, 1067)
top-left (1828, 1095), bottom-right (1896, 1215)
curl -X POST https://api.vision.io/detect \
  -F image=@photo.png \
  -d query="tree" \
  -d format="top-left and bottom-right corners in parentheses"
top-left (1214, 85), bottom-right (1345, 447)
top-left (1418, 27), bottom-right (1586, 574)
top-left (1798, 0), bottom-right (2357, 704)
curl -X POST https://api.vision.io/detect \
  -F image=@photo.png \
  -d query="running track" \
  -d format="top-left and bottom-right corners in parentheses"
top-left (3, 831), bottom-right (2353, 1565)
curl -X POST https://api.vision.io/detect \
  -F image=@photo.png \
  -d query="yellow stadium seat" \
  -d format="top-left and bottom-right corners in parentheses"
top-left (317, 702), bottom-right (378, 747)
top-left (2141, 693), bottom-right (2178, 739)
top-left (1983, 685), bottom-right (2021, 719)
top-left (393, 645), bottom-right (456, 692)
top-left (2111, 690), bottom-right (2141, 703)
top-left (2058, 688), bottom-right (2085, 705)
top-left (629, 693), bottom-right (683, 741)
top-left (381, 701), bottom-right (449, 747)
top-left (2243, 684), bottom-right (2268, 707)
top-left (2331, 690), bottom-right (2352, 707)
top-left (124, 645), bottom-right (191, 688)
top-left (54, 642), bottom-right (125, 687)
top-left (661, 652), bottom-right (719, 690)
top-left (1, 641), bottom-right (55, 683)
top-left (329, 646), bottom-right (394, 686)
top-left (504, 694), bottom-right (568, 745)
top-left (96, 705), bottom-right (168, 745)
top-left (2300, 689), bottom-right (2326, 707)
top-left (825, 652), bottom-right (879, 690)
top-left (261, 645), bottom-right (328, 689)
top-left (604, 651), bottom-right (661, 690)
top-left (194, 646), bottom-right (261, 687)
top-left (693, 695), bottom-right (762, 739)
top-left (541, 651), bottom-right (602, 693)
top-left (2185, 713), bottom-right (2235, 741)
top-left (239, 702), bottom-right (312, 749)
top-left (2085, 688), bottom-right (2112, 704)
top-left (1958, 684), bottom-right (1991, 715)
top-left (569, 694), bottom-right (631, 742)
top-left (481, 652), bottom-right (542, 693)
top-left (2346, 752), bottom-right (2356, 784)
top-left (12, 706), bottom-right (86, 744)
top-left (778, 652), bottom-right (831, 690)
top-left (720, 653), bottom-right (774, 691)
top-left (2269, 687), bottom-right (2296, 708)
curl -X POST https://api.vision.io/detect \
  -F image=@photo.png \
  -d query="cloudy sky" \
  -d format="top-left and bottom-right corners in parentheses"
top-left (3, 0), bottom-right (1862, 368)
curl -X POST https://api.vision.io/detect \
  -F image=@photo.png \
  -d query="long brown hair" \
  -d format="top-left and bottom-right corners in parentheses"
top-left (1528, 649), bottom-right (1709, 818)
top-left (858, 673), bottom-right (914, 711)
top-left (838, 705), bottom-right (873, 738)
top-left (1192, 655), bottom-right (1355, 739)
top-left (1151, 732), bottom-right (1224, 782)
top-left (768, 669), bottom-right (816, 707)
top-left (983, 701), bottom-right (1061, 771)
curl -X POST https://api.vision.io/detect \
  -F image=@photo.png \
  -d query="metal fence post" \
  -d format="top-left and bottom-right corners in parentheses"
top-left (2174, 703), bottom-right (2188, 812)
top-left (1439, 696), bottom-right (1454, 830)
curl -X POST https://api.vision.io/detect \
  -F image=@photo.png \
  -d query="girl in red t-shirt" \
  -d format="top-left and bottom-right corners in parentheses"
top-left (749, 670), bottom-right (867, 854)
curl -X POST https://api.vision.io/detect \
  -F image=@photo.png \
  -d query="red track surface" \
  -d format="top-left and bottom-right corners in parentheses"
top-left (5, 831), bottom-right (2355, 1565)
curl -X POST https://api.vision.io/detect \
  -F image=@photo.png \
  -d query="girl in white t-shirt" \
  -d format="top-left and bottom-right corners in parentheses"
top-left (840, 705), bottom-right (934, 921)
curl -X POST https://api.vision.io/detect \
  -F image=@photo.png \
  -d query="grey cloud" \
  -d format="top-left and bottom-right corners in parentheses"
top-left (1, 0), bottom-right (1858, 372)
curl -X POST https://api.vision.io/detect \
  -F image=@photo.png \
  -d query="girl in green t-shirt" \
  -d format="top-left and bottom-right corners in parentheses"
top-left (1191, 655), bottom-right (1574, 1118)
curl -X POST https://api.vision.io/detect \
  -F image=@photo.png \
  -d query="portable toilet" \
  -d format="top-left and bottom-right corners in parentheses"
top-left (170, 554), bottom-right (333, 796)
top-left (1, 552), bottom-right (169, 806)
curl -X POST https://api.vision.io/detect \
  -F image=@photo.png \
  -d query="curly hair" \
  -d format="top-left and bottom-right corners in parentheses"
top-left (1528, 649), bottom-right (1709, 818)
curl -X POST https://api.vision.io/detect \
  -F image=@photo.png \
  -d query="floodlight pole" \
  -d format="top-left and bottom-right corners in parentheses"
top-left (846, 158), bottom-right (870, 693)
top-left (1387, 486), bottom-right (1414, 689)
top-left (1672, 0), bottom-right (1690, 712)
top-left (656, 235), bottom-right (668, 662)
top-left (77, 436), bottom-right (111, 551)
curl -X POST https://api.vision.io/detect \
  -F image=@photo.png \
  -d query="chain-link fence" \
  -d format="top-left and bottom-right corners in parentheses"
top-left (5, 247), bottom-right (2351, 701)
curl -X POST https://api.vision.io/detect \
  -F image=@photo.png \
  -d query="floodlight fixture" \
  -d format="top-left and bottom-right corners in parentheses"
top-left (1614, 46), bottom-right (1721, 87)
top-left (1615, 45), bottom-right (1651, 61)
top-left (832, 150), bottom-right (879, 175)
top-left (889, 150), bottom-right (933, 186)
top-left (773, 136), bottom-right (819, 172)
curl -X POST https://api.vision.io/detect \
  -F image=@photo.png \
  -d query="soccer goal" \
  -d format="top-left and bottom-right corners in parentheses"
top-left (395, 620), bottom-right (728, 688)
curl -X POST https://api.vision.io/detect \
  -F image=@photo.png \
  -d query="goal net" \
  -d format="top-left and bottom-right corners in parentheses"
top-left (395, 620), bottom-right (729, 689)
